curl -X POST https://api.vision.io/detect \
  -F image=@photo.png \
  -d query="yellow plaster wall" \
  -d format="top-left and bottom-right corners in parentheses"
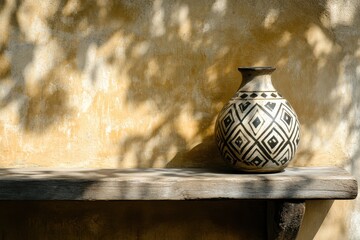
top-left (0, 0), bottom-right (359, 239)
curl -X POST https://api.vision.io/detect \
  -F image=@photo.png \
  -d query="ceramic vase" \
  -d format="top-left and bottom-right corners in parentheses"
top-left (215, 67), bottom-right (300, 172)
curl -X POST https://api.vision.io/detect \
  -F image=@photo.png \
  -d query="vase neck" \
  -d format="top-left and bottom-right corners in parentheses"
top-left (238, 67), bottom-right (276, 91)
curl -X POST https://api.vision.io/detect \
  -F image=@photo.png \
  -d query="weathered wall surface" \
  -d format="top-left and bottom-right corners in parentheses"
top-left (0, 0), bottom-right (359, 239)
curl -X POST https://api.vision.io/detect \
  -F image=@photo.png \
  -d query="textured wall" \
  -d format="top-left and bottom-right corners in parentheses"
top-left (0, 0), bottom-right (359, 239)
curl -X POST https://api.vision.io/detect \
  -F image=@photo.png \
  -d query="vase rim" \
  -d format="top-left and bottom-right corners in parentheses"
top-left (238, 66), bottom-right (276, 71)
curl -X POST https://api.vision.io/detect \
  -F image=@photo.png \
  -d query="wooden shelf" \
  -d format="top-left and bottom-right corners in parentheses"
top-left (0, 167), bottom-right (356, 201)
top-left (0, 166), bottom-right (357, 240)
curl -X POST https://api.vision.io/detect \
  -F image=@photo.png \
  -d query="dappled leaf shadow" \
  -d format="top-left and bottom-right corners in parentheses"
top-left (110, 0), bottom-right (360, 169)
top-left (0, 1), bottom-right (358, 238)
top-left (0, 0), bottom-right (359, 172)
top-left (19, 69), bottom-right (73, 132)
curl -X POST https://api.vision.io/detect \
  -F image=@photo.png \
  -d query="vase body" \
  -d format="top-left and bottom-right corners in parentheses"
top-left (215, 67), bottom-right (300, 172)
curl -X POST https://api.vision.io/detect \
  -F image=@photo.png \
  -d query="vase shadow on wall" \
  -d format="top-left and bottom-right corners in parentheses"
top-left (166, 136), bottom-right (229, 169)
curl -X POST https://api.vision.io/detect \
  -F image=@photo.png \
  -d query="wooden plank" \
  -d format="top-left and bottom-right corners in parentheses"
top-left (0, 167), bottom-right (357, 200)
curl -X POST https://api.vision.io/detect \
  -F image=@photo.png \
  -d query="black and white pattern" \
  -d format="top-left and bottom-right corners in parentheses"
top-left (215, 91), bottom-right (300, 172)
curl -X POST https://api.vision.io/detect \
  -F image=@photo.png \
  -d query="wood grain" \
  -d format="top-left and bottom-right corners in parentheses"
top-left (0, 167), bottom-right (357, 200)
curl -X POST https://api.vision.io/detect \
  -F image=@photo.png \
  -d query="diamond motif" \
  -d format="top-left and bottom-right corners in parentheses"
top-left (265, 102), bottom-right (276, 111)
top-left (240, 93), bottom-right (248, 99)
top-left (215, 96), bottom-right (300, 171)
top-left (235, 136), bottom-right (243, 148)
top-left (220, 109), bottom-right (236, 135)
top-left (221, 146), bottom-right (237, 165)
top-left (243, 147), bottom-right (270, 167)
top-left (280, 157), bottom-right (288, 165)
top-left (261, 128), bottom-right (286, 154)
top-left (251, 156), bottom-right (263, 166)
top-left (280, 108), bottom-right (294, 131)
top-left (283, 112), bottom-right (292, 125)
top-left (252, 117), bottom-right (261, 128)
top-left (224, 115), bottom-right (233, 128)
top-left (239, 102), bottom-right (251, 112)
top-left (248, 110), bottom-right (266, 135)
top-left (278, 149), bottom-right (291, 165)
top-left (229, 129), bottom-right (250, 155)
top-left (267, 136), bottom-right (279, 149)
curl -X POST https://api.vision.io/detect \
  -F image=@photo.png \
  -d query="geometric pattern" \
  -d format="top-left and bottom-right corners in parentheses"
top-left (215, 90), bottom-right (300, 172)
